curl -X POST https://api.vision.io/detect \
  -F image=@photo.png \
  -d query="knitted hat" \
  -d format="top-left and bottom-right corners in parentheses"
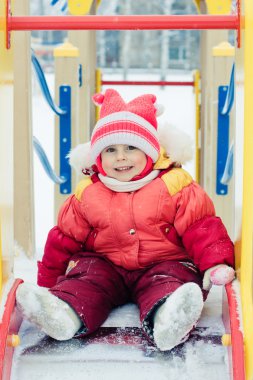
top-left (90, 89), bottom-right (163, 164)
top-left (68, 91), bottom-right (194, 175)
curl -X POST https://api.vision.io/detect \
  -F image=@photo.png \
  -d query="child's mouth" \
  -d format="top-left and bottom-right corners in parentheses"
top-left (114, 166), bottom-right (133, 172)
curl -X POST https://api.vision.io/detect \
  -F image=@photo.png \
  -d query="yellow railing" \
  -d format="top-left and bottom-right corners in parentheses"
top-left (95, 68), bottom-right (102, 121)
top-left (240, 0), bottom-right (253, 378)
top-left (68, 0), bottom-right (101, 15)
top-left (193, 70), bottom-right (201, 183)
top-left (194, 0), bottom-right (232, 15)
top-left (0, 220), bottom-right (2, 297)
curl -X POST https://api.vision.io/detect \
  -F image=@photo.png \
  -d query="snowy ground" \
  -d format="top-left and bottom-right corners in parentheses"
top-left (10, 71), bottom-right (231, 380)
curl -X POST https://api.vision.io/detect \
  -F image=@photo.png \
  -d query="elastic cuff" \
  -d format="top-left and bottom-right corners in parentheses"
top-left (142, 294), bottom-right (171, 341)
top-left (74, 324), bottom-right (88, 337)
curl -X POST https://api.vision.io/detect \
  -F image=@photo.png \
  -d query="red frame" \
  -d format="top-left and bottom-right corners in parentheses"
top-left (224, 282), bottom-right (245, 380)
top-left (8, 15), bottom-right (238, 31)
top-left (101, 80), bottom-right (194, 87)
top-left (1, 0), bottom-right (245, 376)
top-left (0, 279), bottom-right (23, 380)
top-left (4, 0), bottom-right (241, 49)
top-left (0, 280), bottom-right (245, 379)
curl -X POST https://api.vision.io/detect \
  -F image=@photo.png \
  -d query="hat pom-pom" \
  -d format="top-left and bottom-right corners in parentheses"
top-left (92, 93), bottom-right (105, 106)
top-left (155, 103), bottom-right (165, 117)
top-left (158, 121), bottom-right (194, 164)
top-left (67, 142), bottom-right (92, 174)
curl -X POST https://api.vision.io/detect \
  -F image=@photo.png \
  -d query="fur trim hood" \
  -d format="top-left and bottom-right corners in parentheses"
top-left (68, 121), bottom-right (194, 174)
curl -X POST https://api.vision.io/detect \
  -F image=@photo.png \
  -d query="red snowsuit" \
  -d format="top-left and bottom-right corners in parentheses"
top-left (38, 156), bottom-right (234, 339)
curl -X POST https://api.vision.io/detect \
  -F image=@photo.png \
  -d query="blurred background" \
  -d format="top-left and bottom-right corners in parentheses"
top-left (30, 0), bottom-right (200, 74)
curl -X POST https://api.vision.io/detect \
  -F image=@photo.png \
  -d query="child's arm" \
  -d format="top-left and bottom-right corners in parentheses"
top-left (38, 193), bottom-right (91, 288)
top-left (173, 181), bottom-right (234, 274)
top-left (37, 226), bottom-right (84, 288)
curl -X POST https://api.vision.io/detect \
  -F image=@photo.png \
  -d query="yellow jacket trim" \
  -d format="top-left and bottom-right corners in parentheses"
top-left (153, 148), bottom-right (173, 170)
top-left (161, 168), bottom-right (193, 196)
top-left (74, 151), bottom-right (192, 200)
top-left (75, 177), bottom-right (93, 201)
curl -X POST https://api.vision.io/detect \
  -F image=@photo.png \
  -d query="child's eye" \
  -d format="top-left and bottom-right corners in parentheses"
top-left (105, 147), bottom-right (115, 153)
top-left (127, 146), bottom-right (137, 151)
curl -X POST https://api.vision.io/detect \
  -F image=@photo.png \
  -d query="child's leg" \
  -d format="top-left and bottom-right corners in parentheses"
top-left (153, 282), bottom-right (203, 350)
top-left (17, 254), bottom-right (129, 340)
top-left (16, 283), bottom-right (82, 340)
top-left (132, 260), bottom-right (205, 350)
top-left (42, 253), bottom-right (128, 338)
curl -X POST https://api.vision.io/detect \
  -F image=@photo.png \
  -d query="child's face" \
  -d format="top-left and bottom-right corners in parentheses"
top-left (101, 144), bottom-right (147, 181)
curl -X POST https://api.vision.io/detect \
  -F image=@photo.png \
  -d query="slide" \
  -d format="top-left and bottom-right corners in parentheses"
top-left (0, 278), bottom-right (244, 380)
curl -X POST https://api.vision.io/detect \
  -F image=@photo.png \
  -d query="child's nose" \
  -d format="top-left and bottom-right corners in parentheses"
top-left (116, 149), bottom-right (126, 160)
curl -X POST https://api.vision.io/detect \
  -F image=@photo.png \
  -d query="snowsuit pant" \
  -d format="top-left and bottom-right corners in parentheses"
top-left (50, 252), bottom-right (207, 340)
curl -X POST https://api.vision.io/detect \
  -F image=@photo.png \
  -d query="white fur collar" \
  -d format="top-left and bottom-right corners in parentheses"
top-left (68, 121), bottom-right (193, 174)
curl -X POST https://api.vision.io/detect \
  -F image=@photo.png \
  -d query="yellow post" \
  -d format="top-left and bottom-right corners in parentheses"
top-left (68, 0), bottom-right (94, 15)
top-left (0, 219), bottom-right (2, 296)
top-left (193, 0), bottom-right (201, 13)
top-left (53, 41), bottom-right (80, 218)
top-left (68, 0), bottom-right (97, 142)
top-left (13, 0), bottom-right (34, 258)
top-left (0, 0), bottom-right (14, 287)
top-left (240, 0), bottom-right (253, 378)
top-left (204, 0), bottom-right (232, 14)
top-left (193, 70), bottom-right (200, 183)
top-left (68, 0), bottom-right (101, 15)
top-left (194, 1), bottom-right (233, 16)
top-left (96, 68), bottom-right (102, 94)
top-left (95, 68), bottom-right (102, 121)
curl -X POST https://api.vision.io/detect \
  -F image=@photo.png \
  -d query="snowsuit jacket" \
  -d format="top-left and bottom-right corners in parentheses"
top-left (38, 153), bottom-right (234, 289)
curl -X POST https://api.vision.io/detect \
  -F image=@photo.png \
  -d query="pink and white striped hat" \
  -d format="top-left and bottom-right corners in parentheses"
top-left (90, 89), bottom-right (163, 164)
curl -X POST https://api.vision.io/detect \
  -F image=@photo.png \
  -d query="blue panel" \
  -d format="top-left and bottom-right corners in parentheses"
top-left (59, 85), bottom-right (71, 194)
top-left (216, 86), bottom-right (229, 195)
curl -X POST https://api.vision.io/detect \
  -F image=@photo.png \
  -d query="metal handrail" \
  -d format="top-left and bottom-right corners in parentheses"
top-left (220, 142), bottom-right (234, 185)
top-left (33, 136), bottom-right (66, 185)
top-left (51, 0), bottom-right (68, 13)
top-left (221, 63), bottom-right (235, 116)
top-left (31, 51), bottom-right (67, 116)
top-left (31, 51), bottom-right (68, 185)
top-left (219, 64), bottom-right (235, 186)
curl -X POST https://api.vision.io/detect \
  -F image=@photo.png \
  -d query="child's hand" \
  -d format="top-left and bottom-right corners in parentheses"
top-left (203, 264), bottom-right (235, 291)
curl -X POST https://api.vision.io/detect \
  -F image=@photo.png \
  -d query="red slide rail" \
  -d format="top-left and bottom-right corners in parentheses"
top-left (0, 280), bottom-right (245, 379)
top-left (225, 282), bottom-right (245, 380)
top-left (0, 279), bottom-right (23, 380)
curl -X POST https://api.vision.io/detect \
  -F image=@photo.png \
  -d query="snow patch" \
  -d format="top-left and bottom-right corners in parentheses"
top-left (231, 279), bottom-right (244, 334)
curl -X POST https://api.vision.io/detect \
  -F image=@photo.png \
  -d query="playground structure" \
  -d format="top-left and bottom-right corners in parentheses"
top-left (0, 0), bottom-right (252, 379)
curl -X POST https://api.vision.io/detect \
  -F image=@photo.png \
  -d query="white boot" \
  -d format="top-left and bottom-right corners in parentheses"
top-left (153, 282), bottom-right (203, 351)
top-left (16, 283), bottom-right (82, 340)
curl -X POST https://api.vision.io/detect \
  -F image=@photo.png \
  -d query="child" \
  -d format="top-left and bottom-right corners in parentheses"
top-left (16, 89), bottom-right (235, 351)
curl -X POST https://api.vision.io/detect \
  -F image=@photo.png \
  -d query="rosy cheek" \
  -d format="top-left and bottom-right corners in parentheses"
top-left (138, 156), bottom-right (147, 167)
